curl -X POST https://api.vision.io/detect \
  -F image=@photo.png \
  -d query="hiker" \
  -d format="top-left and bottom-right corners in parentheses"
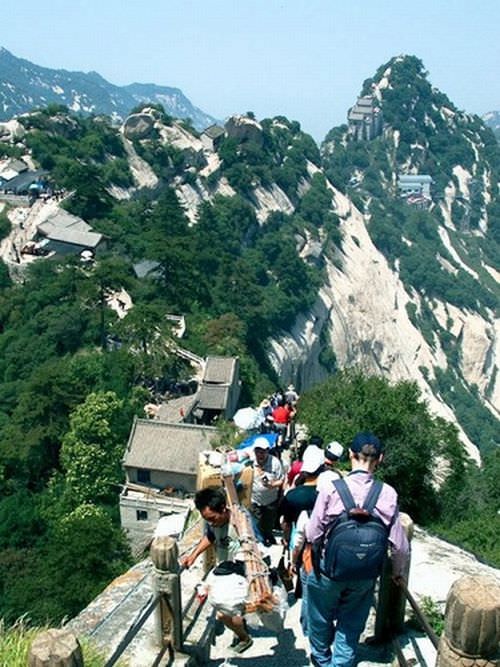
top-left (272, 398), bottom-right (296, 450)
top-left (316, 440), bottom-right (344, 493)
top-left (180, 487), bottom-right (254, 654)
top-left (280, 444), bottom-right (323, 634)
top-left (270, 389), bottom-right (284, 408)
top-left (284, 383), bottom-right (299, 405)
top-left (250, 436), bottom-right (284, 546)
top-left (287, 435), bottom-right (324, 489)
top-left (306, 432), bottom-right (410, 667)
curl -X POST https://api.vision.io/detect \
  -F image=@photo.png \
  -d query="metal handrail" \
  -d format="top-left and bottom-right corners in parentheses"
top-left (103, 594), bottom-right (160, 667)
top-left (399, 580), bottom-right (440, 650)
top-left (102, 558), bottom-right (193, 667)
top-left (392, 637), bottom-right (410, 667)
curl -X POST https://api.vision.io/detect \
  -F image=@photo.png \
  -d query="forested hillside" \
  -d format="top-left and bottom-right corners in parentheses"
top-left (322, 55), bottom-right (499, 453)
top-left (0, 55), bottom-right (498, 624)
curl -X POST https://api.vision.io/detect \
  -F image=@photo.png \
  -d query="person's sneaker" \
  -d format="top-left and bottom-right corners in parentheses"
top-left (232, 637), bottom-right (253, 654)
top-left (230, 634), bottom-right (240, 648)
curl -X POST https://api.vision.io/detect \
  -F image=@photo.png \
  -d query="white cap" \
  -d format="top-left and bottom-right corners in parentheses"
top-left (301, 445), bottom-right (325, 473)
top-left (253, 436), bottom-right (271, 450)
top-left (325, 441), bottom-right (344, 461)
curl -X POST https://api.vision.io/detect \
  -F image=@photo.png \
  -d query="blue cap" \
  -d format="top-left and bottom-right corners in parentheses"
top-left (351, 432), bottom-right (383, 455)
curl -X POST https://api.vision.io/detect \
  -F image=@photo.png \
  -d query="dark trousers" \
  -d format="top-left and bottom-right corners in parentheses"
top-left (250, 501), bottom-right (278, 542)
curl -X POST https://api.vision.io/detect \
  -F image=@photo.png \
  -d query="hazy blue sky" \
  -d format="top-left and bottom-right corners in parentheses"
top-left (2, 0), bottom-right (498, 140)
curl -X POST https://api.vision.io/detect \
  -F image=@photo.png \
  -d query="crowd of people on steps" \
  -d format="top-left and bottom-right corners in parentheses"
top-left (182, 384), bottom-right (410, 665)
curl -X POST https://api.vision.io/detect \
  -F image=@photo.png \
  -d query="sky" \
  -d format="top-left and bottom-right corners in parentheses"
top-left (1, 0), bottom-right (499, 141)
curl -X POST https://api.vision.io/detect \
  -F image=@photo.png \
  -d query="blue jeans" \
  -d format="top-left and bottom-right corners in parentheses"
top-left (299, 567), bottom-right (311, 635)
top-left (307, 572), bottom-right (375, 667)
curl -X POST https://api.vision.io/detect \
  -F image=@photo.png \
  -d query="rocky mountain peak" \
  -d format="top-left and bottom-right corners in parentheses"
top-left (0, 48), bottom-right (217, 130)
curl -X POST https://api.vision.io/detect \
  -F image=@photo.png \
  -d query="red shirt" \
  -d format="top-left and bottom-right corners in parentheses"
top-left (287, 460), bottom-right (303, 485)
top-left (272, 405), bottom-right (291, 425)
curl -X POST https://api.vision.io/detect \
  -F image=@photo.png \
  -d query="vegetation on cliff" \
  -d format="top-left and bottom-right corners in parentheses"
top-left (0, 57), bottom-right (498, 625)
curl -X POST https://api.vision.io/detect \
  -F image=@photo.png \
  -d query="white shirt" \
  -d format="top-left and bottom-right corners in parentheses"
top-left (316, 468), bottom-right (341, 495)
top-left (251, 453), bottom-right (284, 506)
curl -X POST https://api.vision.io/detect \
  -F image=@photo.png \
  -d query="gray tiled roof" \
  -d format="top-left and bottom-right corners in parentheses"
top-left (196, 384), bottom-right (229, 411)
top-left (38, 225), bottom-right (103, 248)
top-left (348, 111), bottom-right (366, 121)
top-left (43, 209), bottom-right (92, 232)
top-left (5, 158), bottom-right (28, 173)
top-left (124, 418), bottom-right (217, 474)
top-left (202, 124), bottom-right (225, 139)
top-left (133, 259), bottom-right (161, 279)
top-left (398, 175), bottom-right (433, 183)
top-left (203, 356), bottom-right (237, 384)
top-left (157, 395), bottom-right (196, 422)
top-left (3, 169), bottom-right (47, 192)
top-left (356, 96), bottom-right (375, 108)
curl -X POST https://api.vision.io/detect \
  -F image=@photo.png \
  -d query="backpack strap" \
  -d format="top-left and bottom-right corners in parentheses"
top-left (332, 478), bottom-right (356, 512)
top-left (362, 479), bottom-right (383, 513)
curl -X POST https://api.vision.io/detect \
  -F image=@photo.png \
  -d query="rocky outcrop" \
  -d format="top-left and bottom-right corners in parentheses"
top-left (123, 112), bottom-right (155, 140)
top-left (251, 184), bottom-right (295, 223)
top-left (121, 136), bottom-right (159, 189)
top-left (224, 114), bottom-right (264, 146)
top-left (267, 290), bottom-right (332, 392)
top-left (0, 119), bottom-right (25, 141)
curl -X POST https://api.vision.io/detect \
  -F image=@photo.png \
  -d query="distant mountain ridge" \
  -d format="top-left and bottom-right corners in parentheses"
top-left (0, 47), bottom-right (217, 130)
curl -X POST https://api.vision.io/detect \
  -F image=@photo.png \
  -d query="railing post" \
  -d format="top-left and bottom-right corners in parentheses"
top-left (28, 628), bottom-right (84, 666)
top-left (150, 535), bottom-right (183, 653)
top-left (436, 574), bottom-right (500, 667)
top-left (374, 512), bottom-right (414, 641)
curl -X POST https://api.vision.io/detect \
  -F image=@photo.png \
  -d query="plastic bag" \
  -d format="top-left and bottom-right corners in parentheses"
top-left (246, 581), bottom-right (289, 633)
top-left (206, 570), bottom-right (248, 616)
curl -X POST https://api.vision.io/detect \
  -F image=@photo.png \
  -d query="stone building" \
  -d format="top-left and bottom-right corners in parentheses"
top-left (347, 95), bottom-right (383, 141)
top-left (397, 174), bottom-right (433, 199)
top-left (190, 356), bottom-right (241, 424)
top-left (120, 418), bottom-right (217, 553)
top-left (201, 124), bottom-right (225, 152)
top-left (37, 209), bottom-right (105, 256)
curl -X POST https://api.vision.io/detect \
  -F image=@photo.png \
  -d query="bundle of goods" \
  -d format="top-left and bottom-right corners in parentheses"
top-left (222, 473), bottom-right (275, 614)
top-left (196, 449), bottom-right (253, 506)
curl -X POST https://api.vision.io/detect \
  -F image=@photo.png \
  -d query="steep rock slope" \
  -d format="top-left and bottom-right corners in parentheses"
top-left (90, 99), bottom-right (500, 459)
top-left (2, 59), bottom-right (498, 457)
top-left (319, 55), bottom-right (499, 454)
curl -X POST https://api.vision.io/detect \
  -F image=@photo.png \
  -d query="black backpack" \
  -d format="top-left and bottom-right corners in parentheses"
top-left (320, 478), bottom-right (390, 581)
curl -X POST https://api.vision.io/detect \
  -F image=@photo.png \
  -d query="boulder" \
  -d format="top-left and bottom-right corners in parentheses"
top-left (224, 114), bottom-right (264, 146)
top-left (123, 113), bottom-right (155, 140)
top-left (437, 574), bottom-right (500, 666)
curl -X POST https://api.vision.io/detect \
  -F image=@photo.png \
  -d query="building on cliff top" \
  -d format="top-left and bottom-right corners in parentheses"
top-left (347, 95), bottom-right (383, 141)
top-left (201, 124), bottom-right (225, 152)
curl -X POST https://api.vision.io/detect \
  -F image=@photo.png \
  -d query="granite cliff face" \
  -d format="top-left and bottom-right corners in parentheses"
top-left (111, 85), bottom-right (497, 457)
top-left (2, 55), bottom-right (498, 458)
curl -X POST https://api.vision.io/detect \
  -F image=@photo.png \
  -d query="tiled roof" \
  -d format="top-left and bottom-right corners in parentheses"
top-left (43, 209), bottom-right (92, 232)
top-left (196, 384), bottom-right (229, 411)
top-left (202, 124), bottom-right (225, 139)
top-left (133, 260), bottom-right (161, 279)
top-left (398, 175), bottom-right (433, 183)
top-left (203, 356), bottom-right (237, 384)
top-left (2, 169), bottom-right (47, 192)
top-left (157, 395), bottom-right (196, 422)
top-left (38, 225), bottom-right (103, 248)
top-left (124, 418), bottom-right (217, 474)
